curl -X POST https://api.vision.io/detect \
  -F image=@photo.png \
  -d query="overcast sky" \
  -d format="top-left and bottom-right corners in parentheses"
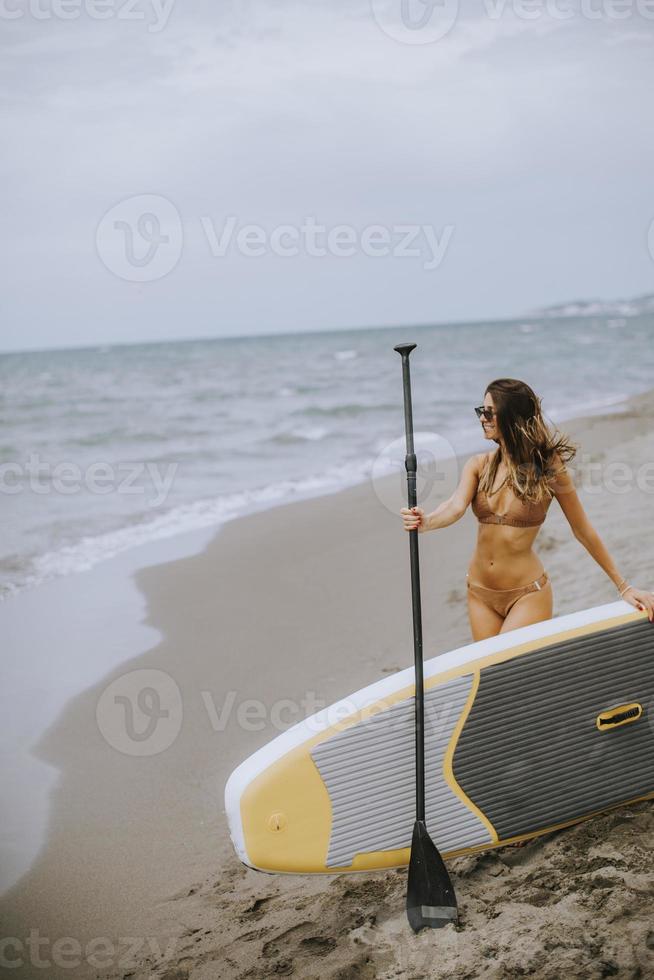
top-left (1, 0), bottom-right (653, 352)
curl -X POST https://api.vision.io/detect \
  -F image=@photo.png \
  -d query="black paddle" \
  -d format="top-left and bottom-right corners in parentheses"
top-left (394, 342), bottom-right (459, 933)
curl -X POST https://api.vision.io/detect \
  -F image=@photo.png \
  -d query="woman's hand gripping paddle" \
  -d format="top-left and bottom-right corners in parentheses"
top-left (394, 342), bottom-right (459, 932)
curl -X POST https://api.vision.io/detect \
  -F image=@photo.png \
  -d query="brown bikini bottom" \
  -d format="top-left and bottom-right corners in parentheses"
top-left (466, 570), bottom-right (550, 619)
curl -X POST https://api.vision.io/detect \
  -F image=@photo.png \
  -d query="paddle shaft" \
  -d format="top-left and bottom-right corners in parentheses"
top-left (394, 343), bottom-right (426, 822)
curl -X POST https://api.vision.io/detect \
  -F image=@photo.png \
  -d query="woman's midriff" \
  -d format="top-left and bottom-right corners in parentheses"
top-left (468, 524), bottom-right (545, 589)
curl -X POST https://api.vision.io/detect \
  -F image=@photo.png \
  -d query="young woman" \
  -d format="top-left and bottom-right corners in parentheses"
top-left (401, 378), bottom-right (654, 640)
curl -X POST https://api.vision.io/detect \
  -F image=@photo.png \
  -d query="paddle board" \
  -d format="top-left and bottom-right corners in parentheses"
top-left (225, 601), bottom-right (654, 874)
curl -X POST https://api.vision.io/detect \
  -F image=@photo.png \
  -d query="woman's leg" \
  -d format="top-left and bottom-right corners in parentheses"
top-left (500, 578), bottom-right (553, 633)
top-left (467, 588), bottom-right (504, 641)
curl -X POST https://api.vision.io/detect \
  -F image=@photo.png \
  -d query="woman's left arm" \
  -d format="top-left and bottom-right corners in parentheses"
top-left (549, 455), bottom-right (654, 621)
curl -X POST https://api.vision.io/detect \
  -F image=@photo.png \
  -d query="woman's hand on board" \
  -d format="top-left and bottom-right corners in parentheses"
top-left (621, 586), bottom-right (654, 622)
top-left (401, 506), bottom-right (427, 533)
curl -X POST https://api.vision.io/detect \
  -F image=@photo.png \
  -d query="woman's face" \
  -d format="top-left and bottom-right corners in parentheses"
top-left (481, 392), bottom-right (500, 442)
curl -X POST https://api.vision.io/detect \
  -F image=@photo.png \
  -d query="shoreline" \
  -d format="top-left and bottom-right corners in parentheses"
top-left (1, 383), bottom-right (646, 604)
top-left (1, 386), bottom-right (653, 978)
top-left (0, 527), bottom-right (217, 897)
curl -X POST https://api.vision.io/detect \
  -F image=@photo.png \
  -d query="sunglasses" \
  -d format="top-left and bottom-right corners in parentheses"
top-left (474, 406), bottom-right (496, 421)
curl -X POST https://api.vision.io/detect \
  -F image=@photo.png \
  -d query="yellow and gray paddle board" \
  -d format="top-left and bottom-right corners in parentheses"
top-left (224, 600), bottom-right (654, 874)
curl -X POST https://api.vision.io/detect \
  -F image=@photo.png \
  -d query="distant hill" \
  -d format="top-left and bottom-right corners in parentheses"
top-left (530, 292), bottom-right (654, 319)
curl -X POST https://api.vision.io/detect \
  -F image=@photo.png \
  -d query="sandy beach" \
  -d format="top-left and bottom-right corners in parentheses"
top-left (1, 389), bottom-right (653, 980)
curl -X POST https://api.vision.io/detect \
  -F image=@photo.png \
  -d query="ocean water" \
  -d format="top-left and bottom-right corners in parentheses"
top-left (1, 313), bottom-right (652, 598)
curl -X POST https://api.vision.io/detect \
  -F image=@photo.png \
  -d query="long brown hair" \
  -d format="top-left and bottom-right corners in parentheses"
top-left (478, 378), bottom-right (578, 504)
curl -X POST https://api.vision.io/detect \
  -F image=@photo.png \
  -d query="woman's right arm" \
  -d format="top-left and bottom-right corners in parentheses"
top-left (401, 454), bottom-right (482, 532)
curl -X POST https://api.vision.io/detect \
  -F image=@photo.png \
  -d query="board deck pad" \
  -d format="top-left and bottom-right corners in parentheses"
top-left (453, 619), bottom-right (654, 841)
top-left (225, 604), bottom-right (654, 874)
top-left (311, 674), bottom-right (491, 867)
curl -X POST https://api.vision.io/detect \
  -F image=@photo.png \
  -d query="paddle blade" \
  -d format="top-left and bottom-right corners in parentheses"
top-left (406, 820), bottom-right (458, 932)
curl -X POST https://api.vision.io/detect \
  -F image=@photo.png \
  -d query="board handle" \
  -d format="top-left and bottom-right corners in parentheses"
top-left (596, 702), bottom-right (643, 731)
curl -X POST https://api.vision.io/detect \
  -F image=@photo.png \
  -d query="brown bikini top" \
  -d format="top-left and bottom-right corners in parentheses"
top-left (471, 459), bottom-right (552, 528)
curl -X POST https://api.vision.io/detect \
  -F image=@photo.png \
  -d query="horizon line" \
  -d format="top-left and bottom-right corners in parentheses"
top-left (1, 297), bottom-right (651, 357)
